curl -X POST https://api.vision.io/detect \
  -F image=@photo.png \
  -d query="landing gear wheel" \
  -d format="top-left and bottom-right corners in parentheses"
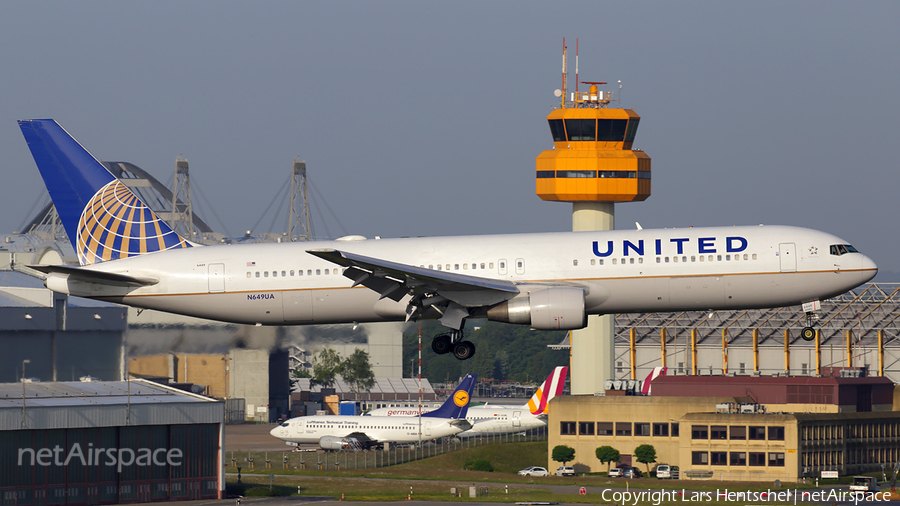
top-left (800, 327), bottom-right (816, 342)
top-left (432, 334), bottom-right (452, 354)
top-left (453, 341), bottom-right (476, 361)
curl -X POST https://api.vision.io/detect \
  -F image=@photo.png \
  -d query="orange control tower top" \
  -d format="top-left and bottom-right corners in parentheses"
top-left (536, 43), bottom-right (651, 202)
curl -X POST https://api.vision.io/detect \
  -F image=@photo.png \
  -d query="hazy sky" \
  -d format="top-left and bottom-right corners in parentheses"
top-left (1, 2), bottom-right (898, 277)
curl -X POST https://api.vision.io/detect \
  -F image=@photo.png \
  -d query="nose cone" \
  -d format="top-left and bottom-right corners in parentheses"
top-left (270, 426), bottom-right (281, 438)
top-left (861, 254), bottom-right (878, 282)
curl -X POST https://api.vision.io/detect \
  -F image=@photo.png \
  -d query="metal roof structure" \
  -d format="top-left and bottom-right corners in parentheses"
top-left (604, 283), bottom-right (900, 381)
top-left (615, 283), bottom-right (900, 347)
top-left (0, 379), bottom-right (222, 430)
top-left (21, 161), bottom-right (215, 241)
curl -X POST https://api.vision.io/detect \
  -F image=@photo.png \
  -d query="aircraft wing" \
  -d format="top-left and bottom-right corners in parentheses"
top-left (307, 248), bottom-right (520, 309)
top-left (29, 264), bottom-right (159, 287)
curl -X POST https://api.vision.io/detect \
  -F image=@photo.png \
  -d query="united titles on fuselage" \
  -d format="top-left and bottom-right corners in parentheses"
top-left (592, 236), bottom-right (749, 258)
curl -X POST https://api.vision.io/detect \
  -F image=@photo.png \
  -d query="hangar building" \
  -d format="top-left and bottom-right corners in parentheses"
top-left (0, 268), bottom-right (126, 384)
top-left (0, 379), bottom-right (223, 504)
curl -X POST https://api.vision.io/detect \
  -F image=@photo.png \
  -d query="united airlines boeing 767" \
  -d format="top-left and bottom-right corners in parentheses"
top-left (18, 119), bottom-right (877, 360)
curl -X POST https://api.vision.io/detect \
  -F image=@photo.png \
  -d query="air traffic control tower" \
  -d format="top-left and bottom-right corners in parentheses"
top-left (536, 44), bottom-right (651, 394)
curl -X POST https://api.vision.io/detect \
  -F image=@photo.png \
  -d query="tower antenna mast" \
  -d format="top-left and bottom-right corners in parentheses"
top-left (561, 38), bottom-right (567, 109)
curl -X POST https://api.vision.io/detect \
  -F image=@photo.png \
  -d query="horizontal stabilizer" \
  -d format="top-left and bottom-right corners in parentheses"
top-left (449, 419), bottom-right (473, 430)
top-left (29, 265), bottom-right (159, 287)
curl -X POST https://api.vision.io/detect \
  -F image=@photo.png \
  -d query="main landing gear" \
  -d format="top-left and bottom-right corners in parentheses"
top-left (431, 330), bottom-right (476, 360)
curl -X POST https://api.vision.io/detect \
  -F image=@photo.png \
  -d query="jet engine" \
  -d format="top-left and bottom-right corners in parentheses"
top-left (486, 286), bottom-right (586, 330)
top-left (318, 436), bottom-right (364, 451)
top-left (318, 436), bottom-right (347, 450)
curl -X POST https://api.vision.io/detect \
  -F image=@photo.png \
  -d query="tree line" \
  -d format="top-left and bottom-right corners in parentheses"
top-left (290, 348), bottom-right (375, 400)
top-left (402, 321), bottom-right (570, 384)
top-left (290, 320), bottom-right (570, 398)
top-left (553, 444), bottom-right (658, 473)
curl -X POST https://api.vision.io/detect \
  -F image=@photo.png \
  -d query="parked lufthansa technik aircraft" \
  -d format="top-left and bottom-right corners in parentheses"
top-left (367, 366), bottom-right (568, 438)
top-left (270, 374), bottom-right (477, 450)
top-left (19, 119), bottom-right (877, 360)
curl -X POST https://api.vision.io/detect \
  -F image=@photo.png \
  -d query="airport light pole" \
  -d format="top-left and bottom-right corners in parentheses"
top-left (21, 359), bottom-right (31, 429)
top-left (417, 329), bottom-right (422, 458)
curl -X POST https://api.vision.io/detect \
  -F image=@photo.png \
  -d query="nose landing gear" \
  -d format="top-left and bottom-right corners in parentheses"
top-left (800, 305), bottom-right (820, 342)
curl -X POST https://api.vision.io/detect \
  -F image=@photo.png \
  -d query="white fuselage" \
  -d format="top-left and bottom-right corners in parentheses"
top-left (269, 414), bottom-right (465, 445)
top-left (48, 225), bottom-right (877, 325)
top-left (368, 404), bottom-right (544, 438)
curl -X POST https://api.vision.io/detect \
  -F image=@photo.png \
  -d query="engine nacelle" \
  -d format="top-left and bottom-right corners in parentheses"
top-left (486, 287), bottom-right (586, 330)
top-left (318, 436), bottom-right (348, 450)
top-left (318, 436), bottom-right (363, 451)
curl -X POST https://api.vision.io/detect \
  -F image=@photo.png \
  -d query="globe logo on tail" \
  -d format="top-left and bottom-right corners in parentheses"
top-left (76, 180), bottom-right (190, 265)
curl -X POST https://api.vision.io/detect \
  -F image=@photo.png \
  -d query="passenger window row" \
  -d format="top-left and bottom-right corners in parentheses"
top-left (573, 254), bottom-right (759, 267)
top-left (246, 268), bottom-right (346, 279)
top-left (420, 262), bottom-right (496, 271)
top-left (657, 253), bottom-right (758, 263)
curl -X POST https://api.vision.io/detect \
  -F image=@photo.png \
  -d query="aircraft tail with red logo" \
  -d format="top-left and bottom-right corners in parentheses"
top-left (526, 366), bottom-right (568, 415)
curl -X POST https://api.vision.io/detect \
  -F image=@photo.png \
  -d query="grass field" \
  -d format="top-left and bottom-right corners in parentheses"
top-left (226, 441), bottom-right (824, 505)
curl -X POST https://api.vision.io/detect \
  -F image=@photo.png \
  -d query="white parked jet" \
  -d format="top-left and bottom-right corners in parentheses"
top-left (19, 120), bottom-right (878, 360)
top-left (270, 374), bottom-right (477, 449)
top-left (367, 366), bottom-right (568, 438)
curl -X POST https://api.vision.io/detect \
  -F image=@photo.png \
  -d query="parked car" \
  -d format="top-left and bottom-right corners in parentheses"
top-left (850, 476), bottom-right (878, 492)
top-left (623, 467), bottom-right (643, 478)
top-left (518, 466), bottom-right (549, 477)
top-left (608, 467), bottom-right (625, 478)
top-left (555, 466), bottom-right (575, 476)
top-left (656, 464), bottom-right (679, 479)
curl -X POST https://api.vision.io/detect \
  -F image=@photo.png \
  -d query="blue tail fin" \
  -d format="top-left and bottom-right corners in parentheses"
top-left (422, 373), bottom-right (477, 420)
top-left (18, 119), bottom-right (191, 265)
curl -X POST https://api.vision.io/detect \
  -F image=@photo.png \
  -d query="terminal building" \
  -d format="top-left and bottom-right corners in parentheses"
top-left (548, 373), bottom-right (899, 481)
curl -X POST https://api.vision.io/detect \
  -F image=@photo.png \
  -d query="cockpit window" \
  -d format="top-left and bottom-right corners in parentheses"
top-left (280, 422), bottom-right (290, 427)
top-left (829, 244), bottom-right (859, 256)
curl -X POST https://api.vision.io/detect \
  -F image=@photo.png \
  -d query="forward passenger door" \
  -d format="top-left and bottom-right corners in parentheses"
top-left (778, 243), bottom-right (797, 272)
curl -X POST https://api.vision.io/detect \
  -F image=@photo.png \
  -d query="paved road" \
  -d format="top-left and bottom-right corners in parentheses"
top-left (227, 424), bottom-right (293, 452)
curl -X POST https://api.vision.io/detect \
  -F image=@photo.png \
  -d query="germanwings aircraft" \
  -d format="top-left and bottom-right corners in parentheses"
top-left (19, 120), bottom-right (878, 360)
top-left (367, 366), bottom-right (568, 438)
top-left (269, 374), bottom-right (477, 450)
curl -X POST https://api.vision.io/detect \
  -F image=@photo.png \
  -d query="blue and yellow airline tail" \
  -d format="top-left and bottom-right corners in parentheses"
top-left (421, 373), bottom-right (477, 420)
top-left (18, 119), bottom-right (191, 266)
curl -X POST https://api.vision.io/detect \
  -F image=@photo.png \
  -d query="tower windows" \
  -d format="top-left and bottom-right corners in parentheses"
top-left (548, 119), bottom-right (565, 142)
top-left (564, 119), bottom-right (597, 141)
